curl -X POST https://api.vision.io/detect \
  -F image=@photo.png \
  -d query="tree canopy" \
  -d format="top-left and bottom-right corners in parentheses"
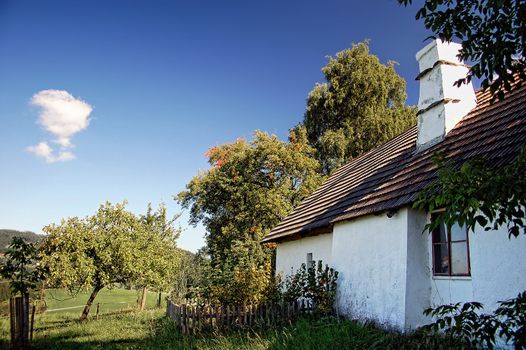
top-left (302, 41), bottom-right (416, 175)
top-left (399, 0), bottom-right (526, 100)
top-left (177, 130), bottom-right (322, 304)
top-left (40, 201), bottom-right (180, 320)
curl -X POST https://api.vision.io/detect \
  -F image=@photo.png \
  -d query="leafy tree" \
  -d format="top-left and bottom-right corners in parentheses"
top-left (41, 202), bottom-right (150, 320)
top-left (414, 146), bottom-right (526, 238)
top-left (399, 0), bottom-right (526, 100)
top-left (302, 41), bottom-right (416, 175)
top-left (0, 237), bottom-right (43, 297)
top-left (136, 203), bottom-right (180, 310)
top-left (177, 130), bottom-right (322, 304)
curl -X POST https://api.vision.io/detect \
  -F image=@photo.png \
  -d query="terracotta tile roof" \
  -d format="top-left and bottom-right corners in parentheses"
top-left (263, 81), bottom-right (526, 243)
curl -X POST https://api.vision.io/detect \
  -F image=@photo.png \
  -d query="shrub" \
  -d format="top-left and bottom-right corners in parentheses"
top-left (420, 291), bottom-right (526, 349)
top-left (280, 260), bottom-right (338, 316)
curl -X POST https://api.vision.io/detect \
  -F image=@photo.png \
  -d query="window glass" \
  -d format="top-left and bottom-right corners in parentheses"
top-left (433, 243), bottom-right (449, 274)
top-left (451, 223), bottom-right (467, 241)
top-left (433, 221), bottom-right (448, 243)
top-left (306, 253), bottom-right (314, 268)
top-left (451, 242), bottom-right (469, 274)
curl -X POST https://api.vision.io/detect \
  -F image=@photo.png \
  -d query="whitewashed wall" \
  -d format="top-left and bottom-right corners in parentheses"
top-left (405, 208), bottom-right (432, 329)
top-left (275, 233), bottom-right (333, 277)
top-left (274, 206), bottom-right (526, 334)
top-left (430, 224), bottom-right (526, 312)
top-left (331, 208), bottom-right (410, 330)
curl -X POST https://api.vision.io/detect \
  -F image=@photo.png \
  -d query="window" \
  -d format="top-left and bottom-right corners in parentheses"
top-left (306, 253), bottom-right (314, 268)
top-left (431, 214), bottom-right (471, 276)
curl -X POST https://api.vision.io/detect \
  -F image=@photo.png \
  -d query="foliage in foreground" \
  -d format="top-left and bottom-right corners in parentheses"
top-left (0, 236), bottom-right (43, 296)
top-left (420, 291), bottom-right (526, 350)
top-left (414, 145), bottom-right (526, 238)
top-left (399, 0), bottom-right (526, 100)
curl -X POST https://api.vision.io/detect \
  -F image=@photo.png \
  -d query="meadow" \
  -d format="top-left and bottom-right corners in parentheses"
top-left (0, 288), bottom-right (453, 349)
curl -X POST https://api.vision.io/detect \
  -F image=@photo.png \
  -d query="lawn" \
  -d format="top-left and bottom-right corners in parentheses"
top-left (43, 288), bottom-right (163, 316)
top-left (1, 309), bottom-right (406, 350)
top-left (0, 289), bottom-right (456, 349)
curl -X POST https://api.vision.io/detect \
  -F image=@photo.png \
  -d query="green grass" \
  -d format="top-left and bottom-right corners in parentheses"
top-left (0, 310), bottom-right (402, 350)
top-left (43, 288), bottom-right (163, 316)
top-left (0, 289), bottom-right (457, 349)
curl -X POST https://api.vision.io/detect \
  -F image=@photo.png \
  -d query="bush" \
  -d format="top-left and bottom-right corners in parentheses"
top-left (279, 260), bottom-right (338, 316)
top-left (420, 291), bottom-right (526, 349)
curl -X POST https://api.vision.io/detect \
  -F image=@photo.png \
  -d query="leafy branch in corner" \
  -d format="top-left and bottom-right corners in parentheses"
top-left (399, 0), bottom-right (526, 100)
top-left (414, 144), bottom-right (526, 238)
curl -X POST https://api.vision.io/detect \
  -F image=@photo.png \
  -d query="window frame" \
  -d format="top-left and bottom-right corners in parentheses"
top-left (431, 214), bottom-right (471, 277)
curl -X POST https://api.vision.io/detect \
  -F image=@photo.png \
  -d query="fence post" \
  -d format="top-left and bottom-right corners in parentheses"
top-left (181, 304), bottom-right (187, 335)
top-left (30, 304), bottom-right (35, 342)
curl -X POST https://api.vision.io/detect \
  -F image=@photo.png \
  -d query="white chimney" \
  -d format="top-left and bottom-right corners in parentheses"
top-left (415, 39), bottom-right (476, 150)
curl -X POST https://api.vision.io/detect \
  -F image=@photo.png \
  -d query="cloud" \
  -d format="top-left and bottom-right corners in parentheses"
top-left (27, 90), bottom-right (92, 163)
top-left (27, 142), bottom-right (75, 163)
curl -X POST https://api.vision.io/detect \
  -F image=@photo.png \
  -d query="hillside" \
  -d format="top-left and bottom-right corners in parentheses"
top-left (0, 229), bottom-right (42, 253)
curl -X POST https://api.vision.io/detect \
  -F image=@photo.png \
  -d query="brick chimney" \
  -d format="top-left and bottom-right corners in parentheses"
top-left (415, 39), bottom-right (476, 150)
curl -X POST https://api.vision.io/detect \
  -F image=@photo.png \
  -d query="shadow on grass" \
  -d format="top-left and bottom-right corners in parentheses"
top-left (35, 309), bottom-right (139, 332)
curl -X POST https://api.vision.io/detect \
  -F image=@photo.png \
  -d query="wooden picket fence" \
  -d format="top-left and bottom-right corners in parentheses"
top-left (166, 299), bottom-right (312, 335)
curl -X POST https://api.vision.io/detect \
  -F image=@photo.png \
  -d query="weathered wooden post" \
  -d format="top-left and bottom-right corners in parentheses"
top-left (10, 294), bottom-right (30, 349)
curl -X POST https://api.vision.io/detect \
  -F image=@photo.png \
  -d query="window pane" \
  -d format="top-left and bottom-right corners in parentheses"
top-left (306, 253), bottom-right (314, 268)
top-left (432, 221), bottom-right (448, 243)
top-left (433, 243), bottom-right (449, 274)
top-left (451, 223), bottom-right (467, 241)
top-left (451, 242), bottom-right (469, 275)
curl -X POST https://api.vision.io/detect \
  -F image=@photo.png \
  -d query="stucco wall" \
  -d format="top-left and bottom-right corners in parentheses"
top-left (331, 209), bottom-right (409, 330)
top-left (404, 209), bottom-right (432, 329)
top-left (275, 233), bottom-right (333, 277)
top-left (430, 224), bottom-right (526, 312)
top-left (275, 207), bottom-right (526, 334)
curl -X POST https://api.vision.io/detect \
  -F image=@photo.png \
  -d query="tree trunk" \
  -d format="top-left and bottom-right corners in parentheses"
top-left (139, 287), bottom-right (147, 311)
top-left (80, 285), bottom-right (102, 321)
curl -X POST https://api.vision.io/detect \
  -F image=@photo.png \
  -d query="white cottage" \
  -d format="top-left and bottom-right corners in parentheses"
top-left (262, 39), bottom-right (526, 331)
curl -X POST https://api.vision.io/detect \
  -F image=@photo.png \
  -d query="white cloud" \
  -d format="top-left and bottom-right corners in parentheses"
top-left (26, 141), bottom-right (76, 163)
top-left (27, 90), bottom-right (92, 163)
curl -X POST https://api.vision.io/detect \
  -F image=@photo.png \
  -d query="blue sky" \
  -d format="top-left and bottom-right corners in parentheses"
top-left (0, 0), bottom-right (431, 252)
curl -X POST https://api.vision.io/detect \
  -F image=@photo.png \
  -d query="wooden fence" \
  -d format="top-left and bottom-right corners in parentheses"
top-left (166, 300), bottom-right (312, 335)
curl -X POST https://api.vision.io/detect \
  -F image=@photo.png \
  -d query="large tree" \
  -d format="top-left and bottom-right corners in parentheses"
top-left (40, 201), bottom-right (179, 320)
top-left (177, 130), bottom-right (322, 304)
top-left (302, 41), bottom-right (416, 175)
top-left (399, 0), bottom-right (526, 100)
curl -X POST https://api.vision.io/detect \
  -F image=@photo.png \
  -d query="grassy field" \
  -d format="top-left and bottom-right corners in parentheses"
top-left (43, 288), bottom-right (162, 315)
top-left (0, 309), bottom-right (411, 350)
top-left (0, 289), bottom-right (457, 349)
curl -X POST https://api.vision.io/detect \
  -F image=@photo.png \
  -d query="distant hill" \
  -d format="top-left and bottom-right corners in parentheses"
top-left (0, 229), bottom-right (43, 253)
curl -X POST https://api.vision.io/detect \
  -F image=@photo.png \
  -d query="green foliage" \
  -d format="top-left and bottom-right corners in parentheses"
top-left (177, 131), bottom-right (323, 305)
top-left (41, 202), bottom-right (145, 293)
top-left (0, 236), bottom-right (44, 296)
top-left (302, 41), bottom-right (416, 175)
top-left (171, 249), bottom-right (211, 303)
top-left (414, 146), bottom-right (526, 238)
top-left (420, 291), bottom-right (526, 349)
top-left (278, 261), bottom-right (338, 316)
top-left (40, 201), bottom-right (181, 318)
top-left (136, 203), bottom-right (181, 292)
top-left (496, 291), bottom-right (526, 349)
top-left (399, 0), bottom-right (526, 100)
